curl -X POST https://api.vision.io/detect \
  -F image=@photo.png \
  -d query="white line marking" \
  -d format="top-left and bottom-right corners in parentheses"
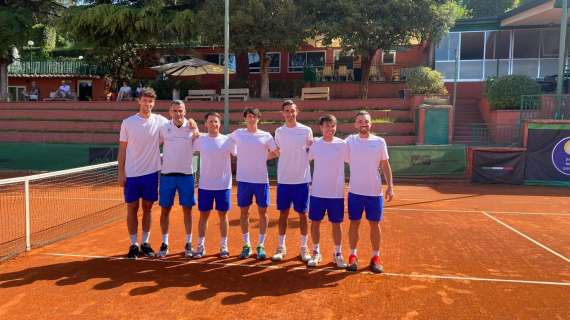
top-left (385, 207), bottom-right (570, 216)
top-left (482, 211), bottom-right (570, 264)
top-left (42, 252), bottom-right (570, 287)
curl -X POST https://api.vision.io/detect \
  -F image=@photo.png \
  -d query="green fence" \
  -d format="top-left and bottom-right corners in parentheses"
top-left (8, 60), bottom-right (105, 76)
top-left (520, 94), bottom-right (570, 122)
top-left (388, 145), bottom-right (466, 177)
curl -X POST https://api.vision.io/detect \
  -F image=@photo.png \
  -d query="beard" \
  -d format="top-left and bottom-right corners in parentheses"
top-left (359, 126), bottom-right (370, 134)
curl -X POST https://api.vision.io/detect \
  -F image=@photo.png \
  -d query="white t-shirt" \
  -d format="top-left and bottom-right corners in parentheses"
top-left (229, 128), bottom-right (277, 184)
top-left (345, 134), bottom-right (389, 197)
top-left (194, 134), bottom-right (236, 190)
top-left (119, 85), bottom-right (132, 94)
top-left (308, 137), bottom-right (347, 198)
top-left (159, 119), bottom-right (196, 175)
top-left (119, 113), bottom-right (168, 178)
top-left (275, 123), bottom-right (313, 184)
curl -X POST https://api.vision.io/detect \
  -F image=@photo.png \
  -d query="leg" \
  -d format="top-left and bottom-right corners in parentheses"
top-left (218, 211), bottom-right (228, 239)
top-left (258, 206), bottom-right (268, 238)
top-left (198, 210), bottom-right (210, 239)
top-left (332, 223), bottom-right (342, 248)
top-left (127, 200), bottom-right (140, 240)
top-left (369, 220), bottom-right (381, 252)
top-left (160, 206), bottom-right (172, 236)
top-left (348, 220), bottom-right (360, 253)
top-left (182, 206), bottom-right (193, 239)
top-left (240, 206), bottom-right (250, 236)
top-left (278, 208), bottom-right (290, 238)
top-left (141, 200), bottom-right (154, 235)
top-left (310, 220), bottom-right (321, 247)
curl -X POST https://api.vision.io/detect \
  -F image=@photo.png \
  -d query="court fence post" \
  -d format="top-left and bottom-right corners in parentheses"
top-left (24, 179), bottom-right (31, 252)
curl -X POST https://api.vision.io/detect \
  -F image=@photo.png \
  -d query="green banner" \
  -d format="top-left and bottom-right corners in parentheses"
top-left (389, 145), bottom-right (466, 177)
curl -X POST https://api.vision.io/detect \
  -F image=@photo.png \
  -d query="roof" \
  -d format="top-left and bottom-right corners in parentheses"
top-left (8, 60), bottom-right (105, 78)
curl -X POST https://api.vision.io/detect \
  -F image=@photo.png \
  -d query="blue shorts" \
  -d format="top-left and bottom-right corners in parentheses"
top-left (159, 174), bottom-right (196, 208)
top-left (309, 196), bottom-right (344, 223)
top-left (237, 182), bottom-right (270, 208)
top-left (198, 188), bottom-right (231, 212)
top-left (347, 192), bottom-right (384, 222)
top-left (124, 171), bottom-right (159, 203)
top-left (276, 183), bottom-right (309, 213)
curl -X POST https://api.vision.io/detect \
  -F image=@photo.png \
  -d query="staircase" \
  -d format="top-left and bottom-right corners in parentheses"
top-left (452, 98), bottom-right (486, 145)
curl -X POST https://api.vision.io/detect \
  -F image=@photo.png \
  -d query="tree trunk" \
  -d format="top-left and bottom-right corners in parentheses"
top-left (359, 55), bottom-right (371, 99)
top-left (259, 48), bottom-right (270, 100)
top-left (0, 59), bottom-right (9, 102)
top-left (427, 38), bottom-right (436, 69)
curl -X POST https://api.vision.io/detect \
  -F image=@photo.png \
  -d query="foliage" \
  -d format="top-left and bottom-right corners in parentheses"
top-left (461, 0), bottom-right (517, 18)
top-left (485, 75), bottom-right (542, 110)
top-left (306, 0), bottom-right (460, 98)
top-left (406, 67), bottom-right (447, 95)
top-left (197, 0), bottom-right (312, 99)
top-left (269, 79), bottom-right (305, 98)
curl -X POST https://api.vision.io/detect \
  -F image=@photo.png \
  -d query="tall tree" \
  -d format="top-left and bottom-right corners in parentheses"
top-left (307, 0), bottom-right (460, 99)
top-left (197, 0), bottom-right (312, 100)
top-left (461, 0), bottom-right (517, 18)
top-left (0, 0), bottom-right (64, 101)
top-left (58, 0), bottom-right (196, 88)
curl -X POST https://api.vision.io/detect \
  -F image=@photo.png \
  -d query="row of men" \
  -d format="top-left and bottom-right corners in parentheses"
top-left (118, 88), bottom-right (394, 273)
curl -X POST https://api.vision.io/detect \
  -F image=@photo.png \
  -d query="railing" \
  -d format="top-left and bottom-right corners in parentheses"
top-left (308, 63), bottom-right (418, 83)
top-left (467, 123), bottom-right (522, 147)
top-left (8, 60), bottom-right (105, 76)
top-left (520, 94), bottom-right (570, 122)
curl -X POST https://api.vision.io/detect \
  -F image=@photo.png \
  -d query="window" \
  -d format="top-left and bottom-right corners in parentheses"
top-left (513, 30), bottom-right (539, 59)
top-left (288, 51), bottom-right (325, 72)
top-left (460, 32), bottom-right (484, 60)
top-left (541, 29), bottom-right (560, 58)
top-left (248, 52), bottom-right (280, 73)
top-left (205, 53), bottom-right (236, 71)
top-left (334, 49), bottom-right (354, 68)
top-left (435, 33), bottom-right (459, 61)
top-left (485, 31), bottom-right (510, 60)
top-left (382, 50), bottom-right (396, 64)
top-left (8, 86), bottom-right (25, 102)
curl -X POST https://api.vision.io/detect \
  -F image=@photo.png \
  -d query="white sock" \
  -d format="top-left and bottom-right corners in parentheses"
top-left (258, 233), bottom-right (266, 246)
top-left (372, 250), bottom-right (380, 257)
top-left (334, 245), bottom-right (342, 255)
top-left (129, 234), bottom-right (138, 246)
top-left (220, 237), bottom-right (228, 249)
top-left (278, 234), bottom-right (286, 248)
top-left (141, 231), bottom-right (150, 244)
top-left (185, 234), bottom-right (192, 244)
top-left (198, 237), bottom-right (205, 247)
top-left (162, 233), bottom-right (169, 245)
top-left (242, 232), bottom-right (251, 246)
top-left (313, 243), bottom-right (320, 253)
top-left (350, 248), bottom-right (357, 256)
top-left (300, 235), bottom-right (308, 248)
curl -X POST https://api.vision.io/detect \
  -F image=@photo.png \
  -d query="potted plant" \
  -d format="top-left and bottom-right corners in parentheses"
top-left (406, 67), bottom-right (449, 107)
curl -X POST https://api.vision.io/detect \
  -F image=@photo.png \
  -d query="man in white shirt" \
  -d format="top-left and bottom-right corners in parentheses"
top-left (156, 100), bottom-right (199, 258)
top-left (193, 112), bottom-right (236, 259)
top-left (272, 100), bottom-right (313, 262)
top-left (229, 108), bottom-right (278, 260)
top-left (345, 110), bottom-right (394, 273)
top-left (117, 81), bottom-right (133, 101)
top-left (118, 87), bottom-right (168, 259)
top-left (57, 80), bottom-right (71, 98)
top-left (306, 115), bottom-right (347, 268)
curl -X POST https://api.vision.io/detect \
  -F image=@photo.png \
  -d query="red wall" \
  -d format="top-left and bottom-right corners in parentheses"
top-left (8, 77), bottom-right (106, 101)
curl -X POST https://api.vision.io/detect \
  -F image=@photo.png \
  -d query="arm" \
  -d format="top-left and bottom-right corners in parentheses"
top-left (118, 141), bottom-right (127, 187)
top-left (380, 160), bottom-right (394, 202)
top-left (267, 149), bottom-right (279, 160)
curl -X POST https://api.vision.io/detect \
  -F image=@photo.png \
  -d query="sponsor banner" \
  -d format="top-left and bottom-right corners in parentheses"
top-left (524, 124), bottom-right (570, 186)
top-left (472, 150), bottom-right (525, 184)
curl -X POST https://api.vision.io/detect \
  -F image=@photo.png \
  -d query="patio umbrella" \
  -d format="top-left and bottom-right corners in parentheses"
top-left (150, 58), bottom-right (235, 77)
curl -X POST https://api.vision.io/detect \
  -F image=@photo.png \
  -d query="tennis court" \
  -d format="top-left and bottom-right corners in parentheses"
top-left (0, 165), bottom-right (569, 319)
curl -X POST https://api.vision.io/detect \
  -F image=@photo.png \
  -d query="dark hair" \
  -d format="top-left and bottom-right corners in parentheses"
top-left (319, 114), bottom-right (337, 125)
top-left (281, 99), bottom-right (296, 110)
top-left (140, 87), bottom-right (157, 99)
top-left (243, 108), bottom-right (261, 118)
top-left (355, 110), bottom-right (370, 120)
top-left (170, 100), bottom-right (185, 108)
top-left (204, 112), bottom-right (222, 121)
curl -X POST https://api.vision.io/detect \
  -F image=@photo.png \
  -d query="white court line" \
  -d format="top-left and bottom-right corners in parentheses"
top-left (42, 252), bottom-right (570, 287)
top-left (385, 207), bottom-right (570, 217)
top-left (482, 211), bottom-right (570, 264)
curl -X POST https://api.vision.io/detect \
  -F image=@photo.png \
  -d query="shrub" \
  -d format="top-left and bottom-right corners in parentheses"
top-left (406, 67), bottom-right (447, 95)
top-left (485, 75), bottom-right (542, 110)
top-left (269, 79), bottom-right (304, 98)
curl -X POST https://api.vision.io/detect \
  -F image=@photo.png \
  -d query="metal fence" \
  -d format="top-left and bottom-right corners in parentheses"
top-left (520, 94), bottom-right (570, 122)
top-left (8, 60), bottom-right (105, 76)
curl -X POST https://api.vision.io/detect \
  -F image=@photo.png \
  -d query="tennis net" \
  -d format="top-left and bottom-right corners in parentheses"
top-left (0, 161), bottom-right (124, 261)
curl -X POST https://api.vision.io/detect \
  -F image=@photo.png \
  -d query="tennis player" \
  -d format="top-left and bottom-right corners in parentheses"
top-left (272, 100), bottom-right (313, 262)
top-left (118, 88), bottom-right (168, 259)
top-left (193, 112), bottom-right (236, 259)
top-left (345, 110), bottom-right (394, 273)
top-left (229, 108), bottom-right (278, 260)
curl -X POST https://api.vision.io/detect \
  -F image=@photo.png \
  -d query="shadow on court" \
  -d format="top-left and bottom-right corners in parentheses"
top-left (0, 256), bottom-right (349, 304)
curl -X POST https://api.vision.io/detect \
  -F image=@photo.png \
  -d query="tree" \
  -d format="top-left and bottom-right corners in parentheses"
top-left (0, 0), bottom-right (64, 101)
top-left (58, 0), bottom-right (196, 88)
top-left (307, 0), bottom-right (460, 99)
top-left (197, 0), bottom-right (312, 100)
top-left (461, 0), bottom-right (517, 18)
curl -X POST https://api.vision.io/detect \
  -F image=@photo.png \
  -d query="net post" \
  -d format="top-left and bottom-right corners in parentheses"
top-left (24, 179), bottom-right (31, 252)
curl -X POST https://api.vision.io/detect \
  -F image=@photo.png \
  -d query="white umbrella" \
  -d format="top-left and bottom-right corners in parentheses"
top-left (150, 58), bottom-right (235, 77)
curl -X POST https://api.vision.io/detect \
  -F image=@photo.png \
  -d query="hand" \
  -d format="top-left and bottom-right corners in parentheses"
top-left (118, 171), bottom-right (126, 187)
top-left (192, 130), bottom-right (200, 141)
top-left (385, 186), bottom-right (394, 202)
top-left (188, 118), bottom-right (198, 130)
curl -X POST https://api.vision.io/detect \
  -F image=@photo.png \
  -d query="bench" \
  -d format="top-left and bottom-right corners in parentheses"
top-left (301, 87), bottom-right (330, 100)
top-left (218, 88), bottom-right (249, 101)
top-left (184, 89), bottom-right (217, 101)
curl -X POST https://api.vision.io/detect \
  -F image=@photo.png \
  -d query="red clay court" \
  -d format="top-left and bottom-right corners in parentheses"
top-left (0, 182), bottom-right (569, 319)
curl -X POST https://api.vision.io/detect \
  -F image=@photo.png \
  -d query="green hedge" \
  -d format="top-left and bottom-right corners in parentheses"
top-left (485, 75), bottom-right (542, 110)
top-left (406, 67), bottom-right (447, 95)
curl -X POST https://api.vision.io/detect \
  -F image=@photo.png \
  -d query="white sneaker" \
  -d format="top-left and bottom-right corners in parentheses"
top-left (184, 243), bottom-right (193, 258)
top-left (156, 243), bottom-right (169, 258)
top-left (271, 246), bottom-right (287, 261)
top-left (193, 245), bottom-right (205, 259)
top-left (300, 247), bottom-right (311, 262)
top-left (333, 252), bottom-right (347, 269)
top-left (307, 251), bottom-right (322, 267)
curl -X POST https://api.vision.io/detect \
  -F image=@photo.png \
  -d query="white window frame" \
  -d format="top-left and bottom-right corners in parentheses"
top-left (248, 52), bottom-right (281, 73)
top-left (382, 50), bottom-right (397, 65)
top-left (8, 86), bottom-right (26, 102)
top-left (287, 50), bottom-right (327, 73)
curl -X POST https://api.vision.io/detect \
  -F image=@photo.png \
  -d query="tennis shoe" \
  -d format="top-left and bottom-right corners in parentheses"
top-left (239, 244), bottom-right (252, 259)
top-left (156, 243), bottom-right (169, 258)
top-left (140, 243), bottom-right (155, 258)
top-left (271, 246), bottom-right (287, 261)
top-left (346, 254), bottom-right (358, 272)
top-left (220, 247), bottom-right (230, 259)
top-left (127, 245), bottom-right (139, 259)
top-left (184, 242), bottom-right (193, 258)
top-left (193, 245), bottom-right (205, 259)
top-left (369, 256), bottom-right (384, 274)
top-left (333, 253), bottom-right (347, 269)
top-left (256, 245), bottom-right (267, 260)
top-left (307, 251), bottom-right (322, 267)
top-left (300, 246), bottom-right (311, 262)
